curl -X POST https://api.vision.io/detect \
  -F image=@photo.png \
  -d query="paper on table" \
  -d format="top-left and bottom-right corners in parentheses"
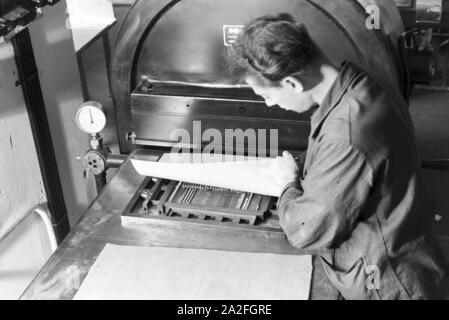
top-left (131, 153), bottom-right (284, 197)
top-left (74, 244), bottom-right (312, 300)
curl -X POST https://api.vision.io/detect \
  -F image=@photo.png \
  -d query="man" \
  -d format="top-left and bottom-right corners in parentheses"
top-left (228, 13), bottom-right (449, 299)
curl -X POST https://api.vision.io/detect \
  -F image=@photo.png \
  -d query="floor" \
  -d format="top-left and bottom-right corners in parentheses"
top-left (81, 6), bottom-right (449, 242)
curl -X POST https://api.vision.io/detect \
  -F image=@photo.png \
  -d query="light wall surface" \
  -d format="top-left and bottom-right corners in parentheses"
top-left (0, 42), bottom-right (50, 300)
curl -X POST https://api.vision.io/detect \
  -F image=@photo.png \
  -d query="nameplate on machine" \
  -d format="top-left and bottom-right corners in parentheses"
top-left (223, 25), bottom-right (244, 47)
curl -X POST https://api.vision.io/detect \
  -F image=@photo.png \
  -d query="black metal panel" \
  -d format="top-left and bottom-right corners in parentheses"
top-left (398, 0), bottom-right (449, 30)
top-left (134, 0), bottom-right (359, 85)
top-left (12, 29), bottom-right (70, 243)
top-left (131, 91), bottom-right (311, 154)
top-left (111, 0), bottom-right (405, 153)
top-left (137, 78), bottom-right (262, 100)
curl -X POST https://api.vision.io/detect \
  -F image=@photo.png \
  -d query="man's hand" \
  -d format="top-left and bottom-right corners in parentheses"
top-left (270, 151), bottom-right (300, 189)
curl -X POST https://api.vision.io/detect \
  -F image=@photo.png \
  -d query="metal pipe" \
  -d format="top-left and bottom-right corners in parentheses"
top-left (106, 154), bottom-right (127, 168)
top-left (0, 206), bottom-right (58, 252)
top-left (95, 172), bottom-right (107, 194)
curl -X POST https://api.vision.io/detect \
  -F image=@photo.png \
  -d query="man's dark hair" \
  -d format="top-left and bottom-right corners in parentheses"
top-left (227, 13), bottom-right (317, 86)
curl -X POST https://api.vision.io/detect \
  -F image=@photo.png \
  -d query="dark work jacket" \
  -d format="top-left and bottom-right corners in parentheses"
top-left (278, 61), bottom-right (449, 300)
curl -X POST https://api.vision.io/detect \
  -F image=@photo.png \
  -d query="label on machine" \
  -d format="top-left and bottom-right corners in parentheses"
top-left (223, 25), bottom-right (244, 46)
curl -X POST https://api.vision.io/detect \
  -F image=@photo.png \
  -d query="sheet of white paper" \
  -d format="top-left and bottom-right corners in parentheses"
top-left (74, 244), bottom-right (312, 300)
top-left (131, 154), bottom-right (284, 197)
top-left (67, 0), bottom-right (115, 29)
top-left (66, 0), bottom-right (116, 52)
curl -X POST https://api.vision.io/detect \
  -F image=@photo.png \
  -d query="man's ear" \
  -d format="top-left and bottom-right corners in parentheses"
top-left (281, 76), bottom-right (304, 93)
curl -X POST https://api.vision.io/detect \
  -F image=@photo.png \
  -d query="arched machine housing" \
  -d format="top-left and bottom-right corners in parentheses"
top-left (111, 0), bottom-right (407, 155)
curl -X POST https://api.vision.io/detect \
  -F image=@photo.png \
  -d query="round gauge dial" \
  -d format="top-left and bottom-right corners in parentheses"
top-left (75, 101), bottom-right (106, 134)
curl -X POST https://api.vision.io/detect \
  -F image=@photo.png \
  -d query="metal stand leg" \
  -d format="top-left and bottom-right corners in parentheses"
top-left (102, 33), bottom-right (113, 96)
top-left (95, 172), bottom-right (107, 195)
top-left (77, 52), bottom-right (90, 101)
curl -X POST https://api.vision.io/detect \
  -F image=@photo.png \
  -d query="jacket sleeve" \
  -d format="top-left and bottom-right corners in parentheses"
top-left (277, 138), bottom-right (374, 250)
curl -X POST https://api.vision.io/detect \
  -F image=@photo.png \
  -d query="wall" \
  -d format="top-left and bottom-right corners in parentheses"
top-left (0, 42), bottom-right (46, 242)
top-left (0, 1), bottom-right (99, 298)
top-left (0, 41), bottom-right (50, 299)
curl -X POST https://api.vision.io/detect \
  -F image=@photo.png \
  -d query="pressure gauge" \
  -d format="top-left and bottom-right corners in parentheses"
top-left (75, 101), bottom-right (106, 134)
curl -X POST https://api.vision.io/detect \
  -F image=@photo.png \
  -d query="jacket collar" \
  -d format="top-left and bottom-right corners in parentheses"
top-left (310, 60), bottom-right (360, 138)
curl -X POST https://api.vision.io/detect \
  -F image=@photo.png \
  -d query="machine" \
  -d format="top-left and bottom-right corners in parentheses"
top-left (106, 0), bottom-right (407, 233)
top-left (22, 0), bottom-right (408, 299)
top-left (396, 0), bottom-right (449, 85)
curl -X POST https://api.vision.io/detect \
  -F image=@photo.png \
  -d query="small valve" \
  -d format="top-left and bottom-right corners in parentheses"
top-left (76, 101), bottom-right (108, 192)
top-left (83, 149), bottom-right (107, 176)
top-left (75, 101), bottom-right (126, 194)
